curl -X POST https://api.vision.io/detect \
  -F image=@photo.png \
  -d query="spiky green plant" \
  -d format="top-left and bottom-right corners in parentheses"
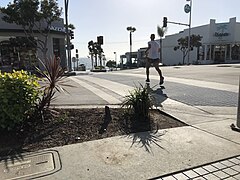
top-left (35, 57), bottom-right (67, 113)
top-left (121, 84), bottom-right (153, 120)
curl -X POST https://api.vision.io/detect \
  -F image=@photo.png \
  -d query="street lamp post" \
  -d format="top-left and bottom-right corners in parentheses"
top-left (126, 26), bottom-right (136, 67)
top-left (114, 52), bottom-right (117, 70)
top-left (186, 0), bottom-right (192, 64)
top-left (64, 0), bottom-right (72, 71)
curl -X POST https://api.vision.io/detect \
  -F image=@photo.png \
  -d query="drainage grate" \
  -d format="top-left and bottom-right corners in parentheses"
top-left (0, 150), bottom-right (61, 180)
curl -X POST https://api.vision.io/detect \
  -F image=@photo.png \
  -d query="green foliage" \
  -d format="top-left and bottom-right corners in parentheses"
top-left (157, 26), bottom-right (167, 38)
top-left (121, 84), bottom-right (153, 120)
top-left (36, 57), bottom-right (66, 112)
top-left (56, 111), bottom-right (68, 123)
top-left (88, 41), bottom-right (104, 67)
top-left (174, 34), bottom-right (202, 64)
top-left (0, 70), bottom-right (41, 130)
top-left (0, 0), bottom-right (62, 59)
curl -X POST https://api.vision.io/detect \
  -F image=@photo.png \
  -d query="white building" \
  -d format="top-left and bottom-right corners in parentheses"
top-left (133, 17), bottom-right (240, 66)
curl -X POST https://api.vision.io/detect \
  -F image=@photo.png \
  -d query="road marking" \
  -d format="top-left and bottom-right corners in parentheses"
top-left (111, 72), bottom-right (238, 93)
top-left (75, 76), bottom-right (135, 97)
top-left (69, 77), bottom-right (122, 104)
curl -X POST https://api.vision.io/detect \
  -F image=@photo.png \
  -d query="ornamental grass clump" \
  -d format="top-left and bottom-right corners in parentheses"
top-left (0, 70), bottom-right (41, 130)
top-left (121, 84), bottom-right (153, 121)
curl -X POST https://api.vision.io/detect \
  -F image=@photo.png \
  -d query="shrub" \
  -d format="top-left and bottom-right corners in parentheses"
top-left (121, 84), bottom-right (153, 120)
top-left (0, 70), bottom-right (41, 130)
top-left (35, 57), bottom-right (66, 115)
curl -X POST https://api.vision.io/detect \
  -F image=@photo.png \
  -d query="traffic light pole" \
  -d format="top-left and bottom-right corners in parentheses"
top-left (64, 0), bottom-right (72, 71)
top-left (187, 0), bottom-right (192, 64)
top-left (167, 21), bottom-right (189, 27)
top-left (163, 19), bottom-right (191, 65)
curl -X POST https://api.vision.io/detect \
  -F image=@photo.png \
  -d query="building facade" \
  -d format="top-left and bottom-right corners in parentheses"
top-left (0, 13), bottom-right (66, 72)
top-left (131, 17), bottom-right (240, 66)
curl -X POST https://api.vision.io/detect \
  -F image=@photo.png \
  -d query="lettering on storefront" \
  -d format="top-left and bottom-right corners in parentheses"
top-left (49, 26), bottom-right (65, 32)
top-left (214, 23), bottom-right (230, 40)
top-left (214, 32), bottom-right (229, 37)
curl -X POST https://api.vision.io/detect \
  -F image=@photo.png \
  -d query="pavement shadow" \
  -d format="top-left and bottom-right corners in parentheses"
top-left (126, 130), bottom-right (166, 154)
top-left (0, 149), bottom-right (24, 172)
top-left (145, 83), bottom-right (168, 108)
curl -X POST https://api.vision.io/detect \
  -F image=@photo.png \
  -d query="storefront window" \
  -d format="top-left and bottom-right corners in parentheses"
top-left (206, 45), bottom-right (210, 60)
top-left (197, 45), bottom-right (204, 60)
top-left (0, 37), bottom-right (37, 71)
top-left (211, 45), bottom-right (215, 60)
top-left (53, 38), bottom-right (60, 58)
top-left (226, 44), bottom-right (231, 60)
top-left (231, 44), bottom-right (240, 60)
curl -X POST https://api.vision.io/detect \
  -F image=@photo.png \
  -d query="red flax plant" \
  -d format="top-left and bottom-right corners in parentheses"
top-left (35, 57), bottom-right (68, 120)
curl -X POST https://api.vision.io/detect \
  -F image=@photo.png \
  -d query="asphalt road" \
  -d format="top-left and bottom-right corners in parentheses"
top-left (52, 64), bottom-right (240, 108)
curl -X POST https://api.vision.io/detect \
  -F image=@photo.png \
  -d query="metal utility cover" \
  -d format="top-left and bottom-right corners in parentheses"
top-left (0, 150), bottom-right (61, 180)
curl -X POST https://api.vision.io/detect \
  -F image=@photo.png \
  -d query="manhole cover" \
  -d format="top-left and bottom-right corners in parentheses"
top-left (0, 150), bottom-right (61, 180)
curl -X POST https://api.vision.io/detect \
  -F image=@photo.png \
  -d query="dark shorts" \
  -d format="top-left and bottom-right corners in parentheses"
top-left (146, 58), bottom-right (160, 67)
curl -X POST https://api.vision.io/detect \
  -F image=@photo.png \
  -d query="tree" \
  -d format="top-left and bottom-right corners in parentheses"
top-left (174, 34), bottom-right (202, 64)
top-left (157, 26), bottom-right (167, 64)
top-left (0, 0), bottom-right (62, 61)
top-left (88, 40), bottom-right (104, 69)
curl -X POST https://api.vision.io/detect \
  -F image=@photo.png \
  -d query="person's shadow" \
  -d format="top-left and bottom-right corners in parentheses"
top-left (145, 83), bottom-right (168, 108)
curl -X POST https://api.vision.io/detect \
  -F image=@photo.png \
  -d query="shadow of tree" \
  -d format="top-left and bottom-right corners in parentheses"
top-left (0, 149), bottom-right (24, 172)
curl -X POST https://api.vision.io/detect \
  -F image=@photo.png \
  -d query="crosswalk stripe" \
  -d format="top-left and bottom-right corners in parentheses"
top-left (69, 77), bottom-right (122, 104)
top-left (75, 76), bottom-right (135, 97)
top-left (111, 72), bottom-right (238, 93)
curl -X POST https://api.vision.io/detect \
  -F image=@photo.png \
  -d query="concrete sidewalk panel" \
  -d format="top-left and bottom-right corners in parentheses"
top-left (195, 119), bottom-right (240, 144)
top-left (39, 127), bottom-right (240, 180)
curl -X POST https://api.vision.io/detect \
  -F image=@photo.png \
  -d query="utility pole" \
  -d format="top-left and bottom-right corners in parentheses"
top-left (64, 0), bottom-right (72, 71)
top-left (127, 26), bottom-right (136, 68)
top-left (186, 0), bottom-right (192, 64)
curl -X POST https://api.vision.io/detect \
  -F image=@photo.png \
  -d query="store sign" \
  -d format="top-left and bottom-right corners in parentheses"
top-left (184, 4), bottom-right (191, 13)
top-left (49, 26), bottom-right (65, 32)
top-left (214, 32), bottom-right (229, 37)
top-left (214, 24), bottom-right (230, 39)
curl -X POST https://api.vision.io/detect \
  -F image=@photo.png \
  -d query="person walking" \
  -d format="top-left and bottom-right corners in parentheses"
top-left (145, 34), bottom-right (164, 85)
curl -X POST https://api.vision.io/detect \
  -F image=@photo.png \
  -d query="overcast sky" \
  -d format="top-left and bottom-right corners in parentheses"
top-left (1, 0), bottom-right (240, 62)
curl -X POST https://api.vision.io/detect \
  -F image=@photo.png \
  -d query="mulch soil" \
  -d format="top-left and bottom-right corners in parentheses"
top-left (0, 107), bottom-right (186, 156)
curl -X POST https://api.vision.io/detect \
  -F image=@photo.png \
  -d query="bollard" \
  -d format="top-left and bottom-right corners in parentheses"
top-left (231, 76), bottom-right (240, 132)
top-left (237, 76), bottom-right (240, 128)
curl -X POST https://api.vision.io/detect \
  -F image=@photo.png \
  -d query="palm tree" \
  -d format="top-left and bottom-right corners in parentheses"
top-left (157, 26), bottom-right (167, 64)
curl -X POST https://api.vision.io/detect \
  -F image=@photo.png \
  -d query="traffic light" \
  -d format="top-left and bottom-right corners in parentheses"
top-left (76, 49), bottom-right (79, 58)
top-left (163, 17), bottom-right (167, 27)
top-left (69, 30), bottom-right (74, 40)
top-left (97, 36), bottom-right (103, 45)
top-left (70, 43), bottom-right (74, 50)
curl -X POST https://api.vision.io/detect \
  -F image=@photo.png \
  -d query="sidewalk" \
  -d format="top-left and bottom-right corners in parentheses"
top-left (1, 72), bottom-right (240, 179)
top-left (40, 99), bottom-right (239, 179)
top-left (0, 99), bottom-right (239, 179)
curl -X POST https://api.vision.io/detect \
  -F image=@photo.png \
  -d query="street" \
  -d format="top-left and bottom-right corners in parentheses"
top-left (52, 64), bottom-right (240, 108)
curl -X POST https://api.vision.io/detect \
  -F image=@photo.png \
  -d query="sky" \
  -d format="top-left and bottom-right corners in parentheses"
top-left (1, 0), bottom-right (240, 63)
